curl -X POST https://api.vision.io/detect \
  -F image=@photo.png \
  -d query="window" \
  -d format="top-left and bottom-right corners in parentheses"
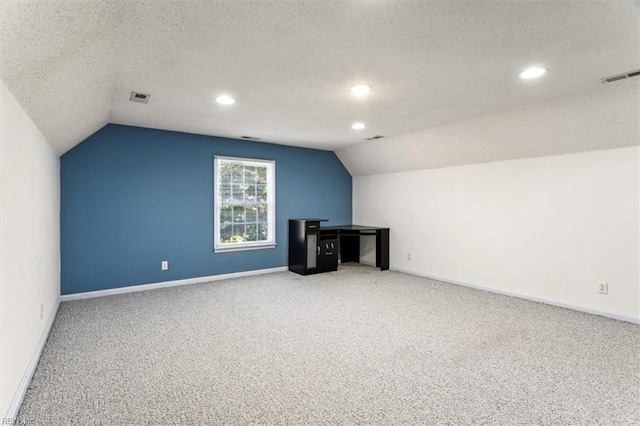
top-left (214, 156), bottom-right (276, 252)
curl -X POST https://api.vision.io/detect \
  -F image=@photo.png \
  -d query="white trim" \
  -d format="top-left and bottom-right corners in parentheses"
top-left (213, 156), bottom-right (276, 253)
top-left (215, 243), bottom-right (277, 253)
top-left (391, 267), bottom-right (640, 325)
top-left (60, 266), bottom-right (289, 302)
top-left (214, 155), bottom-right (274, 167)
top-left (5, 298), bottom-right (61, 421)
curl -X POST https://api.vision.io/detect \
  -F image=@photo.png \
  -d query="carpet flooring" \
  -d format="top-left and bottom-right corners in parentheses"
top-left (18, 265), bottom-right (640, 424)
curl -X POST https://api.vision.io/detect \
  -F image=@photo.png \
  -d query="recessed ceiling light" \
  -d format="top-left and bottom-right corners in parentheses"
top-left (350, 84), bottom-right (372, 97)
top-left (352, 122), bottom-right (366, 130)
top-left (518, 67), bottom-right (548, 79)
top-left (215, 95), bottom-right (236, 105)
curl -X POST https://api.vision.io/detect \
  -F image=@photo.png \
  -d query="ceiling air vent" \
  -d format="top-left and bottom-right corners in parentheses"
top-left (600, 69), bottom-right (640, 84)
top-left (241, 136), bottom-right (262, 140)
top-left (129, 91), bottom-right (150, 103)
top-left (365, 135), bottom-right (385, 141)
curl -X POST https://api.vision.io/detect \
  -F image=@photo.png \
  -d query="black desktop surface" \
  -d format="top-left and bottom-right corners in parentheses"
top-left (320, 224), bottom-right (389, 231)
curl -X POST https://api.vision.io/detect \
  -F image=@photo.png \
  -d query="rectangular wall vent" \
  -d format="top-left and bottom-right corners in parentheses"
top-left (365, 135), bottom-right (385, 140)
top-left (129, 91), bottom-right (150, 103)
top-left (601, 69), bottom-right (640, 84)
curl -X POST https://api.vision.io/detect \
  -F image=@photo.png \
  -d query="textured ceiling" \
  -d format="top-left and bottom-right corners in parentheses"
top-left (337, 81), bottom-right (639, 176)
top-left (1, 1), bottom-right (638, 156)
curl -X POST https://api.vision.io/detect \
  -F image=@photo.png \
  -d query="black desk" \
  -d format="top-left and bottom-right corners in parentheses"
top-left (320, 225), bottom-right (389, 271)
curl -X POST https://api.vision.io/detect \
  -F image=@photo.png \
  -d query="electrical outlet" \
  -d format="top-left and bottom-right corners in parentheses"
top-left (161, 261), bottom-right (169, 271)
top-left (407, 253), bottom-right (412, 261)
top-left (40, 304), bottom-right (43, 319)
top-left (598, 281), bottom-right (608, 294)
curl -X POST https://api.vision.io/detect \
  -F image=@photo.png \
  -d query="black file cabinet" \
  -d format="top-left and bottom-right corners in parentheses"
top-left (288, 219), bottom-right (338, 275)
top-left (318, 240), bottom-right (338, 272)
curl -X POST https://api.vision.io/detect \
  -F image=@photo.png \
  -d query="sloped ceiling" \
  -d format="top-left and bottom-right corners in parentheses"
top-left (337, 81), bottom-right (639, 176)
top-left (1, 2), bottom-right (124, 154)
top-left (1, 1), bottom-right (638, 159)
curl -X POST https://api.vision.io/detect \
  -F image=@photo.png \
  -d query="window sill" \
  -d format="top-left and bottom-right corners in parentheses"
top-left (214, 243), bottom-right (277, 253)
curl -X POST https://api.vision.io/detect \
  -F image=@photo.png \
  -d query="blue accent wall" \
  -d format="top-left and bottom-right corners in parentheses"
top-left (61, 124), bottom-right (352, 295)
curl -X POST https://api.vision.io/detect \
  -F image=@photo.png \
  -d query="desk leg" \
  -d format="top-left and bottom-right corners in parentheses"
top-left (376, 229), bottom-right (389, 270)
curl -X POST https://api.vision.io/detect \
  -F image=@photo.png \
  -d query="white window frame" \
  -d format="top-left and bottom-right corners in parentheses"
top-left (214, 155), bottom-right (276, 253)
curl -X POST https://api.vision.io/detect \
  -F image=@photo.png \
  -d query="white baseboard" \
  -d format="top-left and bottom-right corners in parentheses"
top-left (5, 298), bottom-right (61, 421)
top-left (391, 267), bottom-right (640, 324)
top-left (60, 266), bottom-right (289, 302)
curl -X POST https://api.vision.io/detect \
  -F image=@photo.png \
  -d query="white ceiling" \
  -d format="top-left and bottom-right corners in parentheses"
top-left (1, 1), bottom-right (638, 156)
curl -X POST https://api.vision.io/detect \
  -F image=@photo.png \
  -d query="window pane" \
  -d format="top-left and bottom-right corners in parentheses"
top-left (258, 205), bottom-right (268, 222)
top-left (232, 224), bottom-right (245, 241)
top-left (233, 206), bottom-right (245, 223)
top-left (257, 184), bottom-right (267, 202)
top-left (232, 184), bottom-right (244, 202)
top-left (258, 222), bottom-right (268, 240)
top-left (246, 206), bottom-right (258, 223)
top-left (244, 184), bottom-right (256, 202)
top-left (220, 224), bottom-right (232, 242)
top-left (232, 164), bottom-right (244, 183)
top-left (245, 224), bottom-right (257, 241)
top-left (220, 163), bottom-right (232, 183)
top-left (220, 185), bottom-right (232, 203)
top-left (257, 166), bottom-right (267, 184)
top-left (245, 166), bottom-right (256, 184)
top-left (220, 205), bottom-right (232, 224)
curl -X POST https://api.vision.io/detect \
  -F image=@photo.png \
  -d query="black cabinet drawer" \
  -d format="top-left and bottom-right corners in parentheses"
top-left (305, 221), bottom-right (320, 231)
top-left (319, 239), bottom-right (338, 272)
top-left (319, 230), bottom-right (338, 240)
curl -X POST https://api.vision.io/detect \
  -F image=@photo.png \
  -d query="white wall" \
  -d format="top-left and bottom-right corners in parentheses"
top-left (354, 146), bottom-right (639, 320)
top-left (1, 79), bottom-right (60, 418)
